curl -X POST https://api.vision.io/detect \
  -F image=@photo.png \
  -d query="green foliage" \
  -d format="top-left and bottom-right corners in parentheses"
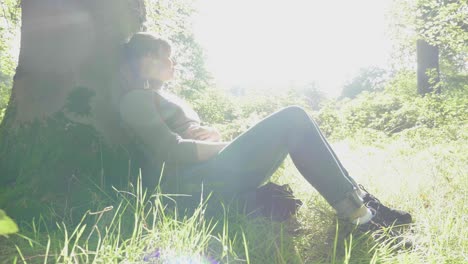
top-left (0, 209), bottom-right (18, 236)
top-left (340, 67), bottom-right (388, 99)
top-left (0, 112), bottom-right (138, 222)
top-left (317, 71), bottom-right (467, 139)
top-left (191, 88), bottom-right (238, 124)
top-left (145, 0), bottom-right (212, 99)
top-left (389, 0), bottom-right (467, 73)
top-left (385, 69), bottom-right (419, 98)
top-left (288, 82), bottom-right (327, 111)
top-left (0, 17), bottom-right (18, 121)
top-left (415, 0), bottom-right (468, 55)
top-left (0, 0), bottom-right (20, 121)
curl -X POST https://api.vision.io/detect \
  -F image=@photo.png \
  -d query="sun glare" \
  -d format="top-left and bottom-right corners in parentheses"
top-left (193, 0), bottom-right (393, 97)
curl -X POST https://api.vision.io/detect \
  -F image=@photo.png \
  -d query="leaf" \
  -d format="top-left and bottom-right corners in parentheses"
top-left (0, 209), bottom-right (19, 236)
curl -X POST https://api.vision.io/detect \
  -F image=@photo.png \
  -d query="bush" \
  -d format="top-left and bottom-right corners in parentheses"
top-left (190, 88), bottom-right (239, 124)
top-left (316, 73), bottom-right (467, 140)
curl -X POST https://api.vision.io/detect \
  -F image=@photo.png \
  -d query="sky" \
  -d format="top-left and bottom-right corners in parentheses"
top-left (192, 0), bottom-right (393, 97)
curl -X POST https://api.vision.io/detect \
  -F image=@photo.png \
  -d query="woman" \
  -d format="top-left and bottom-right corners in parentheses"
top-left (118, 32), bottom-right (411, 232)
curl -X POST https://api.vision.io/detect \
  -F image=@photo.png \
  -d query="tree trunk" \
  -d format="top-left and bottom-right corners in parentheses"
top-left (417, 39), bottom-right (440, 95)
top-left (0, 0), bottom-right (146, 221)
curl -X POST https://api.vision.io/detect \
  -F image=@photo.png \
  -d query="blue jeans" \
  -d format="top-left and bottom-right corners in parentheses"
top-left (163, 106), bottom-right (362, 216)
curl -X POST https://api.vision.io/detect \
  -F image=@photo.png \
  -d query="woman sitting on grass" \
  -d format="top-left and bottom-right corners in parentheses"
top-left (118, 32), bottom-right (412, 236)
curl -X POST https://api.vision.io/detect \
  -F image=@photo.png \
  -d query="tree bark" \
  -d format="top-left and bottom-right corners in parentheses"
top-left (417, 41), bottom-right (440, 96)
top-left (0, 0), bottom-right (146, 221)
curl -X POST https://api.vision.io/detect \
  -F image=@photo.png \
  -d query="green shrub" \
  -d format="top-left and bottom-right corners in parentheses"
top-left (190, 88), bottom-right (239, 125)
top-left (0, 209), bottom-right (18, 236)
top-left (316, 75), bottom-right (467, 140)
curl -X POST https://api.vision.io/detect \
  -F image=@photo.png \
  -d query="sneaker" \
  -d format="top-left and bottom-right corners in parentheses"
top-left (359, 184), bottom-right (412, 226)
top-left (356, 208), bottom-right (413, 249)
top-left (357, 208), bottom-right (393, 233)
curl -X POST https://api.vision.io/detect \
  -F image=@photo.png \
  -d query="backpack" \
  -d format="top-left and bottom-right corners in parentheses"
top-left (254, 182), bottom-right (303, 221)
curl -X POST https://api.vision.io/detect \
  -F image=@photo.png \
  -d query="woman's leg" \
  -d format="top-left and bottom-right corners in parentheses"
top-left (166, 106), bottom-right (364, 218)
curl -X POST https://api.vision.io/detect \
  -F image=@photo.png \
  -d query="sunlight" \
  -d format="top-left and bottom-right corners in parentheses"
top-left (193, 0), bottom-right (393, 97)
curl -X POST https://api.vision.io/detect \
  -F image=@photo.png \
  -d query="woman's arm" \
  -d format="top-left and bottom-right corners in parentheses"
top-left (120, 90), bottom-right (199, 163)
top-left (120, 89), bottom-right (229, 163)
top-left (183, 125), bottom-right (222, 142)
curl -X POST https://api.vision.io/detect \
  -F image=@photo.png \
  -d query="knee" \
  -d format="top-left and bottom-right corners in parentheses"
top-left (278, 106), bottom-right (310, 124)
top-left (276, 105), bottom-right (322, 133)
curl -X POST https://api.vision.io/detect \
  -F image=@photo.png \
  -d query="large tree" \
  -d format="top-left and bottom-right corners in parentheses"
top-left (0, 0), bottom-right (147, 220)
top-left (391, 0), bottom-right (467, 95)
top-left (416, 1), bottom-right (441, 95)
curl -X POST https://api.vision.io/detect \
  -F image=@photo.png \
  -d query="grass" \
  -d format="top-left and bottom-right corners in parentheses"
top-left (0, 127), bottom-right (466, 263)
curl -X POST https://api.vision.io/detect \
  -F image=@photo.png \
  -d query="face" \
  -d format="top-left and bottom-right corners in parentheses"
top-left (139, 47), bottom-right (175, 82)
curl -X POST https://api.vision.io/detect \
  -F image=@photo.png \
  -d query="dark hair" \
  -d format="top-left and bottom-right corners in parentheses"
top-left (123, 32), bottom-right (171, 64)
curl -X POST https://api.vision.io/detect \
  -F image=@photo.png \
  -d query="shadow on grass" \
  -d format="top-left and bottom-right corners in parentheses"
top-left (0, 182), bottom-right (413, 264)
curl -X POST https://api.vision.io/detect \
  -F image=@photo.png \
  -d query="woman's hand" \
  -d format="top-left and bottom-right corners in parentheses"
top-left (195, 141), bottom-right (229, 161)
top-left (184, 125), bottom-right (222, 142)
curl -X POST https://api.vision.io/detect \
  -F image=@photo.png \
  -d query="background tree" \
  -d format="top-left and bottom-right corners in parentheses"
top-left (340, 67), bottom-right (388, 99)
top-left (145, 0), bottom-right (212, 99)
top-left (389, 0), bottom-right (467, 95)
top-left (0, 0), bottom-right (147, 221)
top-left (292, 82), bottom-right (327, 111)
top-left (0, 0), bottom-right (20, 120)
top-left (416, 1), bottom-right (441, 95)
